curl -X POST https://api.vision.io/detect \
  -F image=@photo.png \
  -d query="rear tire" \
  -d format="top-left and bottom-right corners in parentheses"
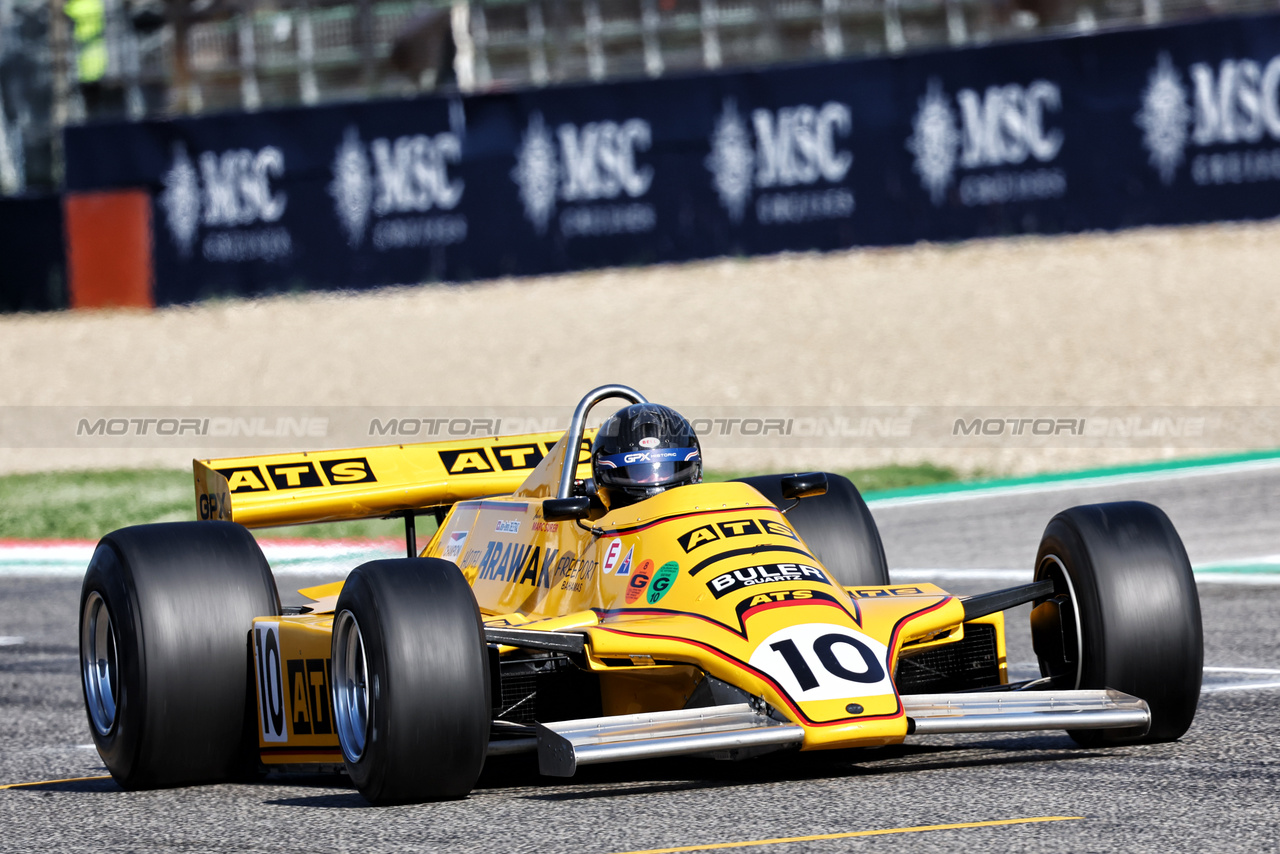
top-left (331, 558), bottom-right (491, 804)
top-left (79, 521), bottom-right (280, 788)
top-left (1031, 501), bottom-right (1202, 746)
top-left (734, 473), bottom-right (889, 586)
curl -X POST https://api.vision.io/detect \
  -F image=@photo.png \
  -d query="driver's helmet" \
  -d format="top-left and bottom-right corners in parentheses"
top-left (592, 404), bottom-right (702, 508)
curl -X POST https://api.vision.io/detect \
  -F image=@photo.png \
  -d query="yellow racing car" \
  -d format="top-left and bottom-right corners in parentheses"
top-left (78, 385), bottom-right (1203, 804)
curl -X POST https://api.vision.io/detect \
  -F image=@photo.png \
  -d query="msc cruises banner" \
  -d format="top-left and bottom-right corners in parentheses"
top-left (64, 12), bottom-right (1280, 304)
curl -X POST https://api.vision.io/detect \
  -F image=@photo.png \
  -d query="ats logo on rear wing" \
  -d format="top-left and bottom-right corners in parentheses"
top-left (216, 457), bottom-right (377, 495)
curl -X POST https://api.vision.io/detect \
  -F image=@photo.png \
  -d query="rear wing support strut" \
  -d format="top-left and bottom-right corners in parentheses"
top-left (393, 509), bottom-right (447, 559)
top-left (402, 512), bottom-right (416, 558)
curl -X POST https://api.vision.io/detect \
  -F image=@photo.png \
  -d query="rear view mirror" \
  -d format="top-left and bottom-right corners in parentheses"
top-left (780, 472), bottom-right (828, 501)
top-left (543, 497), bottom-right (592, 522)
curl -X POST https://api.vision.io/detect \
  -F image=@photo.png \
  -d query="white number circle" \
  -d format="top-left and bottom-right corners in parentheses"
top-left (748, 623), bottom-right (895, 702)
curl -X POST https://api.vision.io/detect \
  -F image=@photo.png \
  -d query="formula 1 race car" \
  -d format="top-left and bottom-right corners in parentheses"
top-left (79, 385), bottom-right (1203, 804)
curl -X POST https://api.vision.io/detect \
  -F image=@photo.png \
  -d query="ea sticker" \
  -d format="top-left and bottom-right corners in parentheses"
top-left (639, 437), bottom-right (661, 448)
top-left (748, 623), bottom-right (894, 703)
top-left (602, 539), bottom-right (623, 574)
top-left (647, 561), bottom-right (679, 604)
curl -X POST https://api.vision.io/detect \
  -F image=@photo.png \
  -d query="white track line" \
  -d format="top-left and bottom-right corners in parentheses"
top-left (893, 567), bottom-right (1280, 586)
top-left (1188, 572), bottom-right (1280, 586)
top-left (1198, 555), bottom-right (1280, 568)
top-left (868, 456), bottom-right (1280, 509)
top-left (1203, 666), bottom-right (1280, 674)
top-left (0, 541), bottom-right (398, 578)
top-left (1201, 665), bottom-right (1280, 693)
top-left (1201, 681), bottom-right (1280, 694)
top-left (0, 637), bottom-right (24, 646)
top-left (892, 569), bottom-right (1030, 582)
top-left (1014, 663), bottom-right (1280, 694)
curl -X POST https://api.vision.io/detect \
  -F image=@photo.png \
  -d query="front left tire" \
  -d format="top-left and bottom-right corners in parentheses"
top-left (331, 558), bottom-right (491, 804)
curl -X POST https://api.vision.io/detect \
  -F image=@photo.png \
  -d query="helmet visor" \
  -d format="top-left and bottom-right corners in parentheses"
top-left (595, 448), bottom-right (701, 487)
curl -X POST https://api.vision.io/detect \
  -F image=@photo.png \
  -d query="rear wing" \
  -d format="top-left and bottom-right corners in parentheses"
top-left (194, 430), bottom-right (593, 528)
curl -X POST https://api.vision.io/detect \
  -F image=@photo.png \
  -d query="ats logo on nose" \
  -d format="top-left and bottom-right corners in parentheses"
top-left (678, 517), bottom-right (798, 552)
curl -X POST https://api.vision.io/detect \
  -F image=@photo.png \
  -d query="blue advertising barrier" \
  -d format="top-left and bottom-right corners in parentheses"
top-left (63, 12), bottom-right (1280, 305)
top-left (0, 195), bottom-right (66, 311)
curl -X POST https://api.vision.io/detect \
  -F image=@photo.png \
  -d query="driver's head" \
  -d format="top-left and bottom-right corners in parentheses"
top-left (592, 404), bottom-right (702, 508)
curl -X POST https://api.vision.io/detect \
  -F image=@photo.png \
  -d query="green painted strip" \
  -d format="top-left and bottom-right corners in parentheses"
top-left (1187, 558), bottom-right (1280, 578)
top-left (1195, 562), bottom-right (1280, 575)
top-left (863, 449), bottom-right (1280, 502)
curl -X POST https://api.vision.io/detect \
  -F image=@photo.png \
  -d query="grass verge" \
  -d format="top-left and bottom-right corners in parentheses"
top-left (0, 463), bottom-right (961, 540)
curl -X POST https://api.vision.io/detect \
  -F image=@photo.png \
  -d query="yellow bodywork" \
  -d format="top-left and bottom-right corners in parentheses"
top-left (231, 429), bottom-right (1006, 760)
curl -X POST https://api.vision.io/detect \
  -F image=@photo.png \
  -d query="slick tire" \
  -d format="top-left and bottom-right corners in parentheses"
top-left (1031, 501), bottom-right (1202, 746)
top-left (331, 558), bottom-right (491, 804)
top-left (734, 473), bottom-right (890, 587)
top-left (79, 521), bottom-right (280, 789)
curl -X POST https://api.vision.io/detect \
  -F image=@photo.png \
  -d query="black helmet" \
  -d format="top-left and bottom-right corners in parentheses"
top-left (592, 404), bottom-right (702, 508)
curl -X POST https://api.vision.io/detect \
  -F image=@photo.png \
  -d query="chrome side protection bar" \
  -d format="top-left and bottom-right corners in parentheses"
top-left (493, 690), bottom-right (1149, 769)
top-left (904, 689), bottom-right (1150, 735)
top-left (536, 703), bottom-right (804, 776)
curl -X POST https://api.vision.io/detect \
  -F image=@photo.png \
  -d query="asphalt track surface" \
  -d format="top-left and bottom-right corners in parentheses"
top-left (3, 464), bottom-right (1279, 853)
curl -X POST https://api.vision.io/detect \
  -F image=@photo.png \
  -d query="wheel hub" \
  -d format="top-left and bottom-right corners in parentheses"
top-left (332, 610), bottom-right (371, 763)
top-left (81, 591), bottom-right (119, 736)
top-left (1033, 554), bottom-right (1084, 690)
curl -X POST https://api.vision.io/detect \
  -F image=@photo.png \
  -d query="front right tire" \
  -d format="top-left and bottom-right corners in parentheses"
top-left (1031, 501), bottom-right (1202, 746)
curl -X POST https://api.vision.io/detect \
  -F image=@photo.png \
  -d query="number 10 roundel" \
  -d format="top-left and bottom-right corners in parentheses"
top-left (748, 623), bottom-right (895, 702)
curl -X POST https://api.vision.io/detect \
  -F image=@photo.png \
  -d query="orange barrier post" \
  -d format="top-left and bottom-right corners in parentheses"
top-left (64, 190), bottom-right (154, 309)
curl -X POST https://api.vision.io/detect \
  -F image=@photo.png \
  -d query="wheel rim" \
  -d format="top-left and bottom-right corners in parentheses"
top-left (1036, 554), bottom-right (1084, 689)
top-left (81, 591), bottom-right (119, 736)
top-left (333, 610), bottom-right (371, 763)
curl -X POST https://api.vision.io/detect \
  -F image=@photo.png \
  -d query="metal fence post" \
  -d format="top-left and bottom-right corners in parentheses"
top-left (822, 0), bottom-right (844, 58)
top-left (237, 12), bottom-right (261, 110)
top-left (641, 0), bottom-right (663, 77)
top-left (452, 0), bottom-right (479, 91)
top-left (700, 0), bottom-right (721, 69)
top-left (584, 0), bottom-right (605, 80)
top-left (528, 0), bottom-right (550, 84)
top-left (884, 0), bottom-right (906, 53)
top-left (298, 4), bottom-right (319, 104)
